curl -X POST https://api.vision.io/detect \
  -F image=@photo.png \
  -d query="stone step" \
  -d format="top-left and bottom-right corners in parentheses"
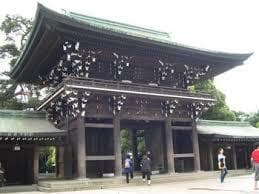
top-left (0, 185), bottom-right (37, 193)
top-left (38, 179), bottom-right (89, 188)
top-left (37, 170), bottom-right (253, 192)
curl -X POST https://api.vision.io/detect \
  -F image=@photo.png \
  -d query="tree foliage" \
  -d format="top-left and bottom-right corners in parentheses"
top-left (39, 146), bottom-right (56, 173)
top-left (0, 14), bottom-right (32, 55)
top-left (194, 79), bottom-right (236, 121)
top-left (233, 111), bottom-right (250, 122)
top-left (120, 129), bottom-right (131, 154)
top-left (249, 111), bottom-right (259, 127)
top-left (0, 14), bottom-right (41, 110)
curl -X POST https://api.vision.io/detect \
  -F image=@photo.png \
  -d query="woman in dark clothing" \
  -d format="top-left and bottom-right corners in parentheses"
top-left (124, 154), bottom-right (133, 183)
top-left (129, 154), bottom-right (134, 179)
top-left (141, 154), bottom-right (152, 185)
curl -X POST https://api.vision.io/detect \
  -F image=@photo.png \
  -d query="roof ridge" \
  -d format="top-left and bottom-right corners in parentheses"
top-left (199, 119), bottom-right (251, 126)
top-left (64, 10), bottom-right (171, 39)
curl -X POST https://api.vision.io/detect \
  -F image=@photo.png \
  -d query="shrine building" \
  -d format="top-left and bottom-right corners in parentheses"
top-left (0, 4), bottom-right (255, 185)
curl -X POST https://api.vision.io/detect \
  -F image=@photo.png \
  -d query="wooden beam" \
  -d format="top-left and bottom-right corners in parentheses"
top-left (174, 153), bottom-right (194, 158)
top-left (172, 126), bottom-right (192, 130)
top-left (85, 123), bottom-right (114, 128)
top-left (85, 155), bottom-right (115, 161)
top-left (121, 114), bottom-right (165, 121)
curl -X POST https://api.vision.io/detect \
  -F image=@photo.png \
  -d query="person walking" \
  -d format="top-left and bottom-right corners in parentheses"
top-left (129, 153), bottom-right (134, 179)
top-left (251, 143), bottom-right (259, 190)
top-left (218, 148), bottom-right (228, 183)
top-left (124, 154), bottom-right (133, 184)
top-left (141, 154), bottom-right (152, 185)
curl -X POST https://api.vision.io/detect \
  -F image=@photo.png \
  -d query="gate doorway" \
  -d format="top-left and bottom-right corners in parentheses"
top-left (121, 120), bottom-right (166, 173)
top-left (0, 146), bottom-right (33, 185)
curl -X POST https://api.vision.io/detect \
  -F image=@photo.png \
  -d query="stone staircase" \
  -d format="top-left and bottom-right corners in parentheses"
top-left (37, 170), bottom-right (252, 192)
top-left (0, 185), bottom-right (37, 193)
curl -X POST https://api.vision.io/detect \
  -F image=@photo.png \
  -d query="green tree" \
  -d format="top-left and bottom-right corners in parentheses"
top-left (249, 111), bottom-right (259, 127)
top-left (233, 111), bottom-right (250, 122)
top-left (0, 14), bottom-right (40, 110)
top-left (0, 15), bottom-right (32, 66)
top-left (120, 129), bottom-right (131, 154)
top-left (256, 122), bottom-right (259, 128)
top-left (194, 79), bottom-right (236, 121)
top-left (46, 146), bottom-right (56, 172)
top-left (39, 146), bottom-right (56, 173)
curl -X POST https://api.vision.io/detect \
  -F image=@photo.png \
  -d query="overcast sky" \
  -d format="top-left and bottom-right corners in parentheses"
top-left (0, 0), bottom-right (258, 113)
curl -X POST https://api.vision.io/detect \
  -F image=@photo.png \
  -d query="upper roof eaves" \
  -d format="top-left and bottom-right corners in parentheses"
top-left (36, 3), bottom-right (252, 59)
top-left (61, 9), bottom-right (252, 60)
top-left (10, 3), bottom-right (253, 81)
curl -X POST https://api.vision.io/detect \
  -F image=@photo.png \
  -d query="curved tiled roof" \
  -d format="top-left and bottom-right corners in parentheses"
top-left (10, 3), bottom-right (252, 83)
top-left (0, 110), bottom-right (66, 137)
top-left (197, 120), bottom-right (259, 138)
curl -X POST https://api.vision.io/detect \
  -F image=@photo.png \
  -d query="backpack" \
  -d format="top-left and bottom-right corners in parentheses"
top-left (125, 159), bottom-right (131, 168)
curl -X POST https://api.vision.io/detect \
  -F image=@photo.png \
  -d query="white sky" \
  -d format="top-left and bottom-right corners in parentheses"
top-left (0, 0), bottom-right (258, 113)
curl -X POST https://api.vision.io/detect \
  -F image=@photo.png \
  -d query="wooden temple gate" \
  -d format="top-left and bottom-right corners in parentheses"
top-left (9, 4), bottom-right (251, 180)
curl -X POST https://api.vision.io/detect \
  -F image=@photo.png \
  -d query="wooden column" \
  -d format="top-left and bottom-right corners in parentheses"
top-left (131, 129), bottom-right (138, 170)
top-left (113, 116), bottom-right (122, 176)
top-left (165, 118), bottom-right (175, 173)
top-left (208, 142), bottom-right (214, 171)
top-left (57, 146), bottom-right (64, 178)
top-left (33, 145), bottom-right (40, 183)
top-left (192, 120), bottom-right (201, 171)
top-left (244, 146), bottom-right (248, 168)
top-left (232, 143), bottom-right (237, 170)
top-left (64, 145), bottom-right (73, 178)
top-left (77, 117), bottom-right (86, 178)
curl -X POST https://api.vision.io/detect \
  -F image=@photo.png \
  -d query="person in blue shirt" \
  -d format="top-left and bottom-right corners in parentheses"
top-left (124, 154), bottom-right (133, 183)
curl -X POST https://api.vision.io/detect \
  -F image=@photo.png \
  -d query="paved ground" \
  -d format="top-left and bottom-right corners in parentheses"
top-left (4, 174), bottom-right (259, 194)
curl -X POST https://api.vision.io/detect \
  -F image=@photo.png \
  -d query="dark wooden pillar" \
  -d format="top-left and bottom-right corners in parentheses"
top-left (77, 117), bottom-right (86, 178)
top-left (64, 145), bottom-right (72, 178)
top-left (33, 145), bottom-right (39, 183)
top-left (131, 129), bottom-right (138, 169)
top-left (208, 142), bottom-right (214, 171)
top-left (57, 146), bottom-right (65, 178)
top-left (244, 145), bottom-right (248, 168)
top-left (57, 145), bottom-right (72, 178)
top-left (113, 116), bottom-right (122, 176)
top-left (232, 143), bottom-right (237, 170)
top-left (192, 120), bottom-right (201, 171)
top-left (165, 118), bottom-right (175, 173)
